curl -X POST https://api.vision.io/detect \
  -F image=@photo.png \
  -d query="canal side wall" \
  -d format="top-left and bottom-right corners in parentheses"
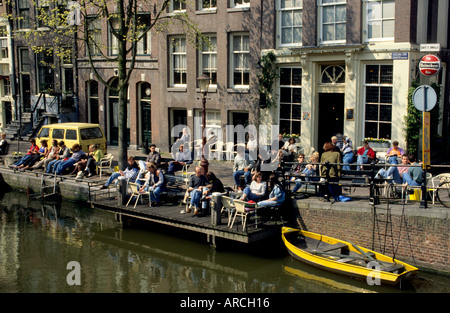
top-left (292, 200), bottom-right (449, 274)
top-left (0, 168), bottom-right (448, 274)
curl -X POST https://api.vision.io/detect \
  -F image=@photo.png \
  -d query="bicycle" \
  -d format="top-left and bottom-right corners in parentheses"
top-left (436, 178), bottom-right (450, 208)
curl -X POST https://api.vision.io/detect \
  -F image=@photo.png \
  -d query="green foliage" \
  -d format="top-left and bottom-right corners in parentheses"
top-left (403, 81), bottom-right (441, 158)
top-left (257, 51), bottom-right (278, 108)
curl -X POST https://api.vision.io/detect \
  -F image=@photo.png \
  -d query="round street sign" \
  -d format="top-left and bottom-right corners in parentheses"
top-left (412, 85), bottom-right (437, 112)
top-left (419, 54), bottom-right (441, 76)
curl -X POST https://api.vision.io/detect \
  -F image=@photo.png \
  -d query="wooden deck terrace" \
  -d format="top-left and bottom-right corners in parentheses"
top-left (88, 187), bottom-right (283, 246)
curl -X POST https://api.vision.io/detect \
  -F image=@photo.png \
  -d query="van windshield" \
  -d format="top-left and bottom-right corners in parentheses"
top-left (80, 128), bottom-right (104, 140)
top-left (39, 128), bottom-right (50, 137)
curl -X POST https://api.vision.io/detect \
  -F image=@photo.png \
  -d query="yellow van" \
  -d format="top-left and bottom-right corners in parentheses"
top-left (36, 123), bottom-right (107, 154)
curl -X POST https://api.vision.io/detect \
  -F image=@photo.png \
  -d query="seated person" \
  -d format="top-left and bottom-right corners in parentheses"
top-left (181, 166), bottom-right (208, 215)
top-left (46, 141), bottom-right (71, 173)
top-left (356, 140), bottom-right (375, 170)
top-left (375, 154), bottom-right (410, 184)
top-left (291, 152), bottom-right (319, 193)
top-left (18, 140), bottom-right (49, 171)
top-left (279, 137), bottom-right (298, 162)
top-left (402, 155), bottom-right (423, 187)
top-left (31, 140), bottom-right (59, 170)
top-left (12, 138), bottom-right (39, 169)
top-left (233, 148), bottom-right (255, 188)
top-left (146, 144), bottom-right (161, 166)
top-left (240, 172), bottom-right (267, 202)
top-left (83, 144), bottom-right (105, 177)
top-left (257, 174), bottom-right (286, 209)
top-left (167, 143), bottom-right (192, 175)
top-left (0, 133), bottom-right (8, 155)
top-left (200, 172), bottom-right (225, 214)
top-left (139, 163), bottom-right (166, 206)
top-left (100, 156), bottom-right (140, 189)
top-left (386, 141), bottom-right (404, 164)
top-left (55, 144), bottom-right (86, 175)
top-left (341, 136), bottom-right (354, 171)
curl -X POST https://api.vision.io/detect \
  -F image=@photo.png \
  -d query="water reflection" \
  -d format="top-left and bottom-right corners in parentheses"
top-left (0, 191), bottom-right (448, 293)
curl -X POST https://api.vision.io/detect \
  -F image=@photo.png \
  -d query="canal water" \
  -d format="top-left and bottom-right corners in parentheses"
top-left (0, 191), bottom-right (449, 295)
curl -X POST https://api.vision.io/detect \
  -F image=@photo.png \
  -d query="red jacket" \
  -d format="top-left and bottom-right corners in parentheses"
top-left (26, 144), bottom-right (39, 155)
top-left (357, 147), bottom-right (375, 159)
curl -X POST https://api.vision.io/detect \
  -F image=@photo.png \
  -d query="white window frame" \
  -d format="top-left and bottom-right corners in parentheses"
top-left (277, 0), bottom-right (303, 48)
top-left (364, 0), bottom-right (395, 42)
top-left (108, 18), bottom-right (119, 56)
top-left (199, 34), bottom-right (217, 87)
top-left (231, 0), bottom-right (250, 9)
top-left (318, 0), bottom-right (346, 45)
top-left (363, 63), bottom-right (394, 140)
top-left (86, 16), bottom-right (102, 57)
top-left (136, 14), bottom-right (151, 56)
top-left (170, 0), bottom-right (186, 12)
top-left (230, 33), bottom-right (250, 89)
top-left (170, 36), bottom-right (187, 87)
top-left (199, 0), bottom-right (217, 10)
top-left (278, 66), bottom-right (302, 138)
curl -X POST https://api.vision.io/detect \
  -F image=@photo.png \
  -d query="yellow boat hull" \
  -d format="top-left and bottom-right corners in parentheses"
top-left (282, 227), bottom-right (418, 286)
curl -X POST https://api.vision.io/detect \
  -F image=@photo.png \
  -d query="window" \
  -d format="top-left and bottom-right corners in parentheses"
top-left (278, 0), bottom-right (303, 46)
top-left (230, 33), bottom-right (249, 88)
top-left (200, 35), bottom-right (217, 86)
top-left (171, 0), bottom-right (186, 12)
top-left (136, 14), bottom-right (151, 55)
top-left (86, 16), bottom-right (102, 56)
top-left (199, 0), bottom-right (217, 10)
top-left (231, 0), bottom-right (250, 8)
top-left (170, 36), bottom-right (187, 86)
top-left (19, 48), bottom-right (30, 72)
top-left (66, 129), bottom-right (77, 140)
top-left (320, 64), bottom-right (345, 84)
top-left (319, 0), bottom-right (346, 44)
top-left (364, 64), bottom-right (393, 139)
top-left (366, 0), bottom-right (395, 41)
top-left (279, 67), bottom-right (302, 137)
top-left (37, 49), bottom-right (54, 92)
top-left (108, 18), bottom-right (119, 56)
top-left (52, 129), bottom-right (65, 139)
top-left (0, 27), bottom-right (7, 59)
top-left (3, 79), bottom-right (11, 96)
top-left (88, 80), bottom-right (99, 123)
top-left (38, 127), bottom-right (50, 137)
top-left (80, 128), bottom-right (104, 140)
top-left (17, 0), bottom-right (31, 29)
top-left (36, 0), bottom-right (50, 28)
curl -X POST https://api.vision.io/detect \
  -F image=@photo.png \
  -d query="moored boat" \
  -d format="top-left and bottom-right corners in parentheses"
top-left (282, 227), bottom-right (418, 286)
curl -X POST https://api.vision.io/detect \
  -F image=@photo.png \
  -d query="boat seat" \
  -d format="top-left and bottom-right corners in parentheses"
top-left (320, 242), bottom-right (348, 253)
top-left (383, 263), bottom-right (405, 273)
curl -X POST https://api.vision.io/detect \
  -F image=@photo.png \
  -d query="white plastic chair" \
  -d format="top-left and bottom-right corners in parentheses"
top-left (98, 154), bottom-right (114, 179)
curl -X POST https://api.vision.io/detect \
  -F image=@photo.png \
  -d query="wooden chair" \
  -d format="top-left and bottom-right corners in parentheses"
top-left (98, 154), bottom-right (114, 179)
top-left (229, 199), bottom-right (258, 231)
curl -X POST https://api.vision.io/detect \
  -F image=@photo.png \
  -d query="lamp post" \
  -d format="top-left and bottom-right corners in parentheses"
top-left (197, 74), bottom-right (210, 174)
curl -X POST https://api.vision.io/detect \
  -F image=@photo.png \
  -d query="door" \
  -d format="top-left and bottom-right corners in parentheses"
top-left (140, 83), bottom-right (152, 145)
top-left (170, 109), bottom-right (187, 145)
top-left (318, 93), bottom-right (344, 152)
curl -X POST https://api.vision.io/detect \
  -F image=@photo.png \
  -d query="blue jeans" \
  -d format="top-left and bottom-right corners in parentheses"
top-left (342, 152), bottom-right (354, 171)
top-left (167, 162), bottom-right (183, 175)
top-left (357, 155), bottom-right (369, 169)
top-left (242, 186), bottom-right (263, 201)
top-left (46, 159), bottom-right (62, 173)
top-left (14, 155), bottom-right (32, 166)
top-left (189, 189), bottom-right (203, 208)
top-left (388, 156), bottom-right (398, 164)
top-left (105, 172), bottom-right (121, 187)
top-left (233, 170), bottom-right (252, 186)
top-left (377, 167), bottom-right (402, 184)
top-left (145, 186), bottom-right (165, 203)
top-left (55, 159), bottom-right (76, 175)
top-left (402, 173), bottom-right (420, 186)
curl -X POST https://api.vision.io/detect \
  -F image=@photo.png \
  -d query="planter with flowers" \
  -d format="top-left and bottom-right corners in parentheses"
top-left (363, 138), bottom-right (391, 149)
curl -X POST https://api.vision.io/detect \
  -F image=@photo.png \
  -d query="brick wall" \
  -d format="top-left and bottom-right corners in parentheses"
top-left (292, 200), bottom-right (449, 273)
